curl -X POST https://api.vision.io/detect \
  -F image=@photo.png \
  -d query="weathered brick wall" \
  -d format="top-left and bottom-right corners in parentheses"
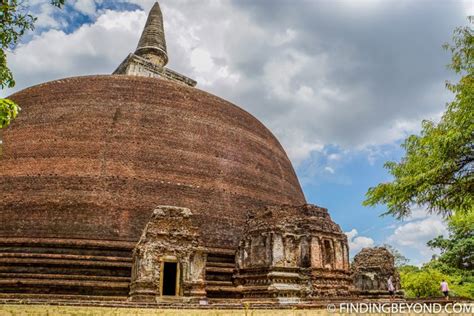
top-left (0, 75), bottom-right (305, 249)
top-left (352, 247), bottom-right (401, 293)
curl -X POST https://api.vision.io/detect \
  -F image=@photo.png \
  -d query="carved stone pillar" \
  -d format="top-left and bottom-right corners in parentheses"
top-left (272, 234), bottom-right (285, 266)
top-left (129, 248), bottom-right (160, 302)
top-left (310, 237), bottom-right (322, 268)
top-left (334, 239), bottom-right (343, 270)
top-left (183, 251), bottom-right (207, 299)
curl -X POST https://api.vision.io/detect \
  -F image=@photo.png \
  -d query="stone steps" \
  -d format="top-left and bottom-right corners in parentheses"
top-left (206, 280), bottom-right (233, 286)
top-left (206, 262), bottom-right (234, 268)
top-left (0, 239), bottom-right (133, 297)
top-left (205, 252), bottom-right (239, 298)
top-left (206, 253), bottom-right (234, 264)
top-left (206, 286), bottom-right (242, 293)
top-left (0, 278), bottom-right (130, 296)
top-left (0, 273), bottom-right (130, 282)
top-left (0, 278), bottom-right (130, 288)
top-left (205, 266), bottom-right (234, 274)
top-left (0, 293), bottom-right (128, 302)
top-left (0, 252), bottom-right (132, 263)
top-left (0, 257), bottom-right (131, 268)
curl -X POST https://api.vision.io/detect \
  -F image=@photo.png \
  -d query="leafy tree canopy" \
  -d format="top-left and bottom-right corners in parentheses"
top-left (0, 0), bottom-right (65, 128)
top-left (397, 210), bottom-right (474, 299)
top-left (399, 266), bottom-right (447, 298)
top-left (363, 18), bottom-right (473, 218)
top-left (399, 263), bottom-right (474, 299)
top-left (427, 210), bottom-right (474, 271)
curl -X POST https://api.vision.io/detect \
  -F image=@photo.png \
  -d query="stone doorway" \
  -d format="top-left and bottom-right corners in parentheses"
top-left (323, 239), bottom-right (334, 269)
top-left (161, 261), bottom-right (179, 296)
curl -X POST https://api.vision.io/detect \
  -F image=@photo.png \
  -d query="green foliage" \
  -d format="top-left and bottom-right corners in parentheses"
top-left (425, 261), bottom-right (474, 298)
top-left (398, 212), bottom-right (474, 299)
top-left (1, 0), bottom-right (36, 89)
top-left (428, 210), bottom-right (474, 271)
top-left (363, 18), bottom-right (474, 218)
top-left (0, 0), bottom-right (65, 128)
top-left (400, 266), bottom-right (447, 298)
top-left (400, 263), bottom-right (474, 299)
top-left (0, 98), bottom-right (20, 128)
top-left (369, 18), bottom-right (474, 300)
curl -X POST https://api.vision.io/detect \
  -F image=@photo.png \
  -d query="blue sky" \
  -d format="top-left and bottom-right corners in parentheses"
top-left (3, 0), bottom-right (472, 265)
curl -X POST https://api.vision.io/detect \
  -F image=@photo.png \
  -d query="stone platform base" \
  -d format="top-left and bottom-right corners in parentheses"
top-left (0, 293), bottom-right (412, 310)
top-left (2, 293), bottom-right (471, 311)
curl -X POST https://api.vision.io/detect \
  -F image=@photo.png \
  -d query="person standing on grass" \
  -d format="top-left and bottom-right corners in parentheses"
top-left (387, 276), bottom-right (395, 299)
top-left (441, 279), bottom-right (449, 301)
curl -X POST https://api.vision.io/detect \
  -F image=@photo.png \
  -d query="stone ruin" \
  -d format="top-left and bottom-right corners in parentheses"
top-left (129, 204), bottom-right (353, 303)
top-left (129, 206), bottom-right (206, 302)
top-left (0, 1), bottom-right (403, 305)
top-left (351, 247), bottom-right (401, 297)
top-left (235, 204), bottom-right (352, 302)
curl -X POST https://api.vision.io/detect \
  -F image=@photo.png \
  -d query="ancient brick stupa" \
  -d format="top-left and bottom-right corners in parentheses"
top-left (0, 2), bottom-right (351, 304)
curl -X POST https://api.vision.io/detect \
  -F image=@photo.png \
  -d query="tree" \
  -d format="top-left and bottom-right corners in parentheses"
top-left (0, 0), bottom-right (65, 128)
top-left (427, 210), bottom-right (474, 271)
top-left (400, 260), bottom-right (474, 299)
top-left (399, 266), bottom-right (447, 298)
top-left (363, 18), bottom-right (474, 218)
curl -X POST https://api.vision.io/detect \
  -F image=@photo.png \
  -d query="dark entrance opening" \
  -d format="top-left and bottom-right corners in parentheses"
top-left (162, 262), bottom-right (178, 296)
top-left (323, 240), bottom-right (334, 268)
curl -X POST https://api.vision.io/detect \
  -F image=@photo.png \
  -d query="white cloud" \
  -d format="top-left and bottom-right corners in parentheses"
top-left (272, 28), bottom-right (297, 46)
top-left (34, 3), bottom-right (63, 29)
top-left (328, 153), bottom-right (342, 161)
top-left (345, 228), bottom-right (375, 256)
top-left (324, 166), bottom-right (335, 174)
top-left (3, 10), bottom-right (145, 97)
top-left (0, 0), bottom-right (463, 266)
top-left (462, 0), bottom-right (474, 16)
top-left (73, 0), bottom-right (97, 16)
top-left (408, 206), bottom-right (436, 220)
top-left (387, 209), bottom-right (448, 259)
top-left (3, 0), bottom-right (466, 173)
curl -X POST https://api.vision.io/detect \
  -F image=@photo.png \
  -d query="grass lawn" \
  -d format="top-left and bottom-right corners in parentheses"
top-left (0, 305), bottom-right (333, 316)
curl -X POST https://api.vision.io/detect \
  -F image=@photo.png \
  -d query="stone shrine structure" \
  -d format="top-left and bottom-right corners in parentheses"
top-left (0, 2), bottom-right (398, 305)
top-left (351, 247), bottom-right (401, 297)
top-left (129, 206), bottom-right (206, 302)
top-left (234, 204), bottom-right (351, 302)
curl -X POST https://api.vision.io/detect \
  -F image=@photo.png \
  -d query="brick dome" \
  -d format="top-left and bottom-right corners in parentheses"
top-left (1, 75), bottom-right (305, 250)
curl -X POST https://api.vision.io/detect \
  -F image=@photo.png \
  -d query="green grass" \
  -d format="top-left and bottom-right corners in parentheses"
top-left (0, 305), bottom-right (329, 316)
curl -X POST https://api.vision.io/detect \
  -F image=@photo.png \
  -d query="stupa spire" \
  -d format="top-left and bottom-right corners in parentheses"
top-left (113, 1), bottom-right (196, 87)
top-left (135, 2), bottom-right (168, 67)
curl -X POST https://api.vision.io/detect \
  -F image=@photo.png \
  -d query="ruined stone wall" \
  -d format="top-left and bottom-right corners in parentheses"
top-left (352, 247), bottom-right (401, 294)
top-left (235, 204), bottom-right (351, 300)
top-left (129, 206), bottom-right (206, 301)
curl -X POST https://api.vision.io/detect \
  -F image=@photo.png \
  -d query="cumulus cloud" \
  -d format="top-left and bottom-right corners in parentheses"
top-left (1, 0), bottom-right (463, 266)
top-left (72, 0), bottom-right (98, 17)
top-left (387, 207), bottom-right (448, 259)
top-left (345, 228), bottom-right (375, 257)
top-left (2, 0), bottom-right (468, 170)
top-left (4, 9), bottom-right (145, 96)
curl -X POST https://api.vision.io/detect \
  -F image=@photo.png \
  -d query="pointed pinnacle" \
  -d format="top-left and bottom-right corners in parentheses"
top-left (135, 2), bottom-right (168, 66)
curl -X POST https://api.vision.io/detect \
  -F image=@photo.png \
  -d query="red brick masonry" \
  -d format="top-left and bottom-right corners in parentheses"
top-left (0, 75), bottom-right (305, 295)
